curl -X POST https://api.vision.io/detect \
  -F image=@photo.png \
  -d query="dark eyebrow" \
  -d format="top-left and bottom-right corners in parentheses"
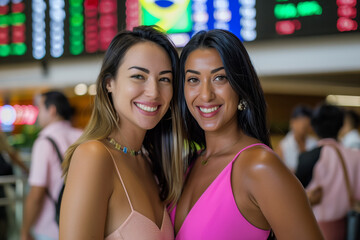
top-left (160, 70), bottom-right (172, 75)
top-left (210, 67), bottom-right (224, 74)
top-left (128, 66), bottom-right (149, 73)
top-left (185, 69), bottom-right (200, 75)
top-left (186, 67), bottom-right (224, 75)
top-left (129, 67), bottom-right (171, 75)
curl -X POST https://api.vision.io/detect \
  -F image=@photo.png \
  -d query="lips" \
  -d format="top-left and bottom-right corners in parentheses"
top-left (199, 106), bottom-right (220, 113)
top-left (197, 105), bottom-right (222, 117)
top-left (135, 102), bottom-right (159, 112)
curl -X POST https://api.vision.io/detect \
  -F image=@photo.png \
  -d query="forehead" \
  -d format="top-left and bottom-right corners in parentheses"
top-left (185, 48), bottom-right (223, 70)
top-left (119, 41), bottom-right (172, 70)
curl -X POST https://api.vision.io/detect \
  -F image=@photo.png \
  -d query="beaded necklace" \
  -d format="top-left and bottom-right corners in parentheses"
top-left (107, 138), bottom-right (142, 156)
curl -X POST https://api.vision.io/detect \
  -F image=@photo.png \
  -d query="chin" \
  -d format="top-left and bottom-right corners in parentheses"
top-left (199, 123), bottom-right (218, 132)
top-left (138, 121), bottom-right (160, 131)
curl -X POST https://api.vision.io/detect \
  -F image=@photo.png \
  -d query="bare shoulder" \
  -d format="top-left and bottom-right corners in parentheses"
top-left (60, 140), bottom-right (115, 239)
top-left (232, 145), bottom-right (323, 239)
top-left (236, 145), bottom-right (285, 173)
top-left (66, 140), bottom-right (114, 189)
top-left (234, 145), bottom-right (298, 191)
top-left (71, 140), bottom-right (113, 170)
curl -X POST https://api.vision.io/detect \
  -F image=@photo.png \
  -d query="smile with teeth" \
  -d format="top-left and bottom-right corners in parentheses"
top-left (135, 103), bottom-right (159, 112)
top-left (199, 106), bottom-right (220, 113)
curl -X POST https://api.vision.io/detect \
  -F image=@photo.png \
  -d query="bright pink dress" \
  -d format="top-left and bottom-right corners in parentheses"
top-left (170, 143), bottom-right (271, 240)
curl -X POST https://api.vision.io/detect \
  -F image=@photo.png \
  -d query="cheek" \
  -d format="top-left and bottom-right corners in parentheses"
top-left (114, 84), bottom-right (137, 100)
top-left (220, 88), bottom-right (239, 107)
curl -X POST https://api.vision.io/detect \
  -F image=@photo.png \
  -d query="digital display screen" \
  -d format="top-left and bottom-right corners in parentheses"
top-left (0, 0), bottom-right (359, 63)
top-left (0, 0), bottom-right (126, 63)
top-left (0, 0), bottom-right (28, 59)
top-left (126, 0), bottom-right (257, 46)
top-left (256, 0), bottom-right (360, 39)
top-left (127, 0), bottom-right (359, 46)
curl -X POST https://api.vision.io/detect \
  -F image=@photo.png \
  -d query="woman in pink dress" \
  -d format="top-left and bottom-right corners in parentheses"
top-left (59, 26), bottom-right (180, 240)
top-left (171, 29), bottom-right (324, 240)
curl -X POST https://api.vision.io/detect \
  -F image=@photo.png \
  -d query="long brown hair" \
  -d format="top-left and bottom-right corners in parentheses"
top-left (62, 25), bottom-right (184, 204)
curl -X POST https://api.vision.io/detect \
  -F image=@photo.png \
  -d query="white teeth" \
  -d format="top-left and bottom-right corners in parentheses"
top-left (135, 103), bottom-right (158, 112)
top-left (199, 106), bottom-right (219, 113)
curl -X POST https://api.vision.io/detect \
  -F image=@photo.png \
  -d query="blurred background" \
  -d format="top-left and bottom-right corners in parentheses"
top-left (0, 0), bottom-right (359, 239)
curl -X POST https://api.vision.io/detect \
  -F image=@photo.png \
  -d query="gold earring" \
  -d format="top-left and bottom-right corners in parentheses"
top-left (237, 99), bottom-right (247, 111)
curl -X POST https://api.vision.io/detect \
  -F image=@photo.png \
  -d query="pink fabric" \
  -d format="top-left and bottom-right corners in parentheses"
top-left (307, 139), bottom-right (360, 222)
top-left (104, 144), bottom-right (174, 240)
top-left (170, 143), bottom-right (271, 240)
top-left (29, 121), bottom-right (82, 239)
top-left (318, 217), bottom-right (346, 240)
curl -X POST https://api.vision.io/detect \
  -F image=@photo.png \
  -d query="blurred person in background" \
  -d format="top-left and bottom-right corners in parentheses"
top-left (21, 91), bottom-right (82, 240)
top-left (297, 103), bottom-right (360, 240)
top-left (0, 131), bottom-right (29, 240)
top-left (338, 109), bottom-right (360, 150)
top-left (275, 105), bottom-right (318, 172)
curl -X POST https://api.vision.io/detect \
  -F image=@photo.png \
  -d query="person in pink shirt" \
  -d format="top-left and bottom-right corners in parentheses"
top-left (303, 104), bottom-right (360, 240)
top-left (21, 91), bottom-right (82, 240)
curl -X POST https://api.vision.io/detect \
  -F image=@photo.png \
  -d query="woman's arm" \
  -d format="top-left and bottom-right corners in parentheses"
top-left (59, 141), bottom-right (114, 240)
top-left (244, 148), bottom-right (323, 240)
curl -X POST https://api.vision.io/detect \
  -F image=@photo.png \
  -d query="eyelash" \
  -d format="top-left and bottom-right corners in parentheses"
top-left (187, 77), bottom-right (198, 83)
top-left (214, 75), bottom-right (227, 81)
top-left (131, 74), bottom-right (171, 83)
top-left (186, 75), bottom-right (227, 83)
top-left (160, 77), bottom-right (171, 83)
top-left (131, 74), bottom-right (144, 80)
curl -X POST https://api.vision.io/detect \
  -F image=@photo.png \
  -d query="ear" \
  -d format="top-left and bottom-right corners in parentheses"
top-left (106, 77), bottom-right (115, 93)
top-left (48, 104), bottom-right (57, 117)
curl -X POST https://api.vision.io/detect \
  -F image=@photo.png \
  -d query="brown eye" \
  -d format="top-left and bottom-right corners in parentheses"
top-left (187, 77), bottom-right (199, 83)
top-left (214, 75), bottom-right (228, 81)
top-left (131, 74), bottom-right (145, 80)
top-left (159, 77), bottom-right (171, 83)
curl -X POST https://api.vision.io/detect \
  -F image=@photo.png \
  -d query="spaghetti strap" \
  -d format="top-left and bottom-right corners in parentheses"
top-left (100, 141), bottom-right (134, 211)
top-left (231, 143), bottom-right (270, 164)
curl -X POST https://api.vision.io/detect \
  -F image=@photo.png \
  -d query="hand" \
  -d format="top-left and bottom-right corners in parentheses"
top-left (307, 186), bottom-right (323, 206)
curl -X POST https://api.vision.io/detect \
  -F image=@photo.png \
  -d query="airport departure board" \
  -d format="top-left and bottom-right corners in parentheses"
top-left (257, 0), bottom-right (360, 39)
top-left (0, 0), bottom-right (126, 63)
top-left (0, 0), bottom-right (359, 63)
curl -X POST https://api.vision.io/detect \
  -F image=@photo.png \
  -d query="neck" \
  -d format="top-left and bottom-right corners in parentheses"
top-left (43, 117), bottom-right (64, 128)
top-left (294, 133), bottom-right (306, 143)
top-left (109, 123), bottom-right (146, 152)
top-left (204, 124), bottom-right (245, 155)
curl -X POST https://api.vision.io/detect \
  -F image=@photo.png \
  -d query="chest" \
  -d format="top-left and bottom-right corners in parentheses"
top-left (174, 157), bottom-right (234, 231)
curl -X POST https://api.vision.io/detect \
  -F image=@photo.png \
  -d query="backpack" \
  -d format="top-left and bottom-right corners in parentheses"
top-left (45, 136), bottom-right (65, 225)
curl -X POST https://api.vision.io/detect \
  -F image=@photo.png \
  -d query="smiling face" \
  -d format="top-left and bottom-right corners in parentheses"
top-left (184, 48), bottom-right (239, 132)
top-left (106, 41), bottom-right (173, 131)
top-left (291, 116), bottom-right (312, 138)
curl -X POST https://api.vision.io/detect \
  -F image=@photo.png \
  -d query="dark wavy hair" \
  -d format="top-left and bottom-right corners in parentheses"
top-left (291, 105), bottom-right (313, 119)
top-left (42, 91), bottom-right (74, 120)
top-left (63, 25), bottom-right (181, 202)
top-left (311, 103), bottom-right (344, 139)
top-left (178, 29), bottom-right (271, 163)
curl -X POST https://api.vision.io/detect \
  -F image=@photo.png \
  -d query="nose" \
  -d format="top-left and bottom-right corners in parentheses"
top-left (199, 80), bottom-right (215, 102)
top-left (145, 78), bottom-right (160, 98)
